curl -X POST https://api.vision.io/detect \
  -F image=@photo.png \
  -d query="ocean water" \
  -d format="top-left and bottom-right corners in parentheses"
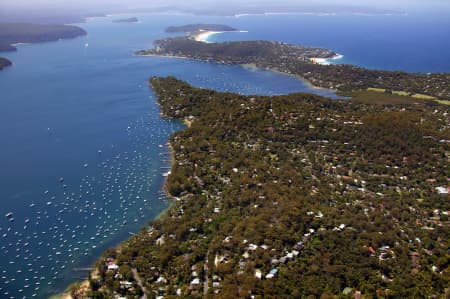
top-left (209, 12), bottom-right (450, 73)
top-left (0, 12), bottom-right (448, 298)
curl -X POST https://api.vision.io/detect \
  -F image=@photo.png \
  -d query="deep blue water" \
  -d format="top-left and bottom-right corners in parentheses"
top-left (0, 11), bottom-right (448, 299)
top-left (209, 12), bottom-right (450, 73)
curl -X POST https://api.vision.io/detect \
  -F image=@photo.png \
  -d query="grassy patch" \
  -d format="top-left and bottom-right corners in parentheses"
top-left (346, 90), bottom-right (432, 105)
top-left (412, 93), bottom-right (437, 100)
top-left (367, 87), bottom-right (386, 93)
top-left (436, 100), bottom-right (450, 106)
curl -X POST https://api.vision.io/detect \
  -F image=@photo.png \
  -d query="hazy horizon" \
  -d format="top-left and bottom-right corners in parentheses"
top-left (1, 0), bottom-right (449, 17)
top-left (2, 0), bottom-right (449, 8)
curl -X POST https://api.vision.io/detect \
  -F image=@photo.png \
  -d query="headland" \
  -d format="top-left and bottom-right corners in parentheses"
top-left (0, 57), bottom-right (12, 70)
top-left (0, 23), bottom-right (87, 52)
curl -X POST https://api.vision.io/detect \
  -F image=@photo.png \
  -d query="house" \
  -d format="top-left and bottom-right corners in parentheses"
top-left (190, 278), bottom-right (200, 285)
top-left (120, 281), bottom-right (133, 289)
top-left (156, 235), bottom-right (165, 245)
top-left (114, 273), bottom-right (122, 279)
top-left (156, 276), bottom-right (167, 284)
top-left (248, 244), bottom-right (258, 251)
top-left (107, 263), bottom-right (119, 270)
top-left (265, 268), bottom-right (278, 279)
top-left (435, 186), bottom-right (449, 194)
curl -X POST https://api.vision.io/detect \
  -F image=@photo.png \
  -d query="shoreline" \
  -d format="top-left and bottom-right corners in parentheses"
top-left (51, 280), bottom-right (89, 299)
top-left (55, 128), bottom-right (181, 298)
top-left (10, 42), bottom-right (32, 47)
top-left (51, 270), bottom-right (98, 299)
top-left (264, 65), bottom-right (335, 91)
top-left (159, 141), bottom-right (181, 212)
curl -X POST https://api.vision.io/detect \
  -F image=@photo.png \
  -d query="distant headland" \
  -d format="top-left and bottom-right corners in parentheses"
top-left (0, 23), bottom-right (87, 52)
top-left (164, 24), bottom-right (242, 44)
top-left (166, 24), bottom-right (244, 45)
top-left (165, 24), bottom-right (238, 33)
top-left (0, 57), bottom-right (12, 70)
top-left (112, 17), bottom-right (138, 23)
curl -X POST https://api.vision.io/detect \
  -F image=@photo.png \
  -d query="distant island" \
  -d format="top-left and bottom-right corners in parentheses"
top-left (166, 24), bottom-right (238, 33)
top-left (137, 36), bottom-right (450, 102)
top-left (0, 23), bottom-right (87, 52)
top-left (78, 76), bottom-right (449, 298)
top-left (0, 57), bottom-right (12, 70)
top-left (112, 17), bottom-right (138, 23)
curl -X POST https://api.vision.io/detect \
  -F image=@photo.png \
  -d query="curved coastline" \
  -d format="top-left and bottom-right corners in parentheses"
top-left (193, 30), bottom-right (248, 43)
top-left (53, 139), bottom-right (180, 299)
top-left (137, 28), bottom-right (331, 88)
top-left (194, 31), bottom-right (225, 43)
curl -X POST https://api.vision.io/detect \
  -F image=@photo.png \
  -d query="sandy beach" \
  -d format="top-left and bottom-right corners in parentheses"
top-left (50, 279), bottom-right (90, 299)
top-left (194, 30), bottom-right (224, 43)
top-left (193, 30), bottom-right (247, 43)
top-left (310, 53), bottom-right (344, 65)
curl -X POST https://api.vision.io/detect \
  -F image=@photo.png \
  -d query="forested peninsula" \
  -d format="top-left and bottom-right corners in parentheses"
top-left (137, 37), bottom-right (450, 101)
top-left (0, 57), bottom-right (12, 70)
top-left (81, 77), bottom-right (449, 299)
top-left (0, 23), bottom-right (87, 52)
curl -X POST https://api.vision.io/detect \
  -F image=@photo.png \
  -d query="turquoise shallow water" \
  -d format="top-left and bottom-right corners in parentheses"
top-left (0, 11), bottom-right (448, 298)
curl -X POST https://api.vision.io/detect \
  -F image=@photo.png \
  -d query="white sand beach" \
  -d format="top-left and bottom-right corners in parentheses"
top-left (310, 54), bottom-right (344, 65)
top-left (194, 30), bottom-right (248, 43)
top-left (11, 42), bottom-right (31, 46)
top-left (194, 31), bottom-right (224, 43)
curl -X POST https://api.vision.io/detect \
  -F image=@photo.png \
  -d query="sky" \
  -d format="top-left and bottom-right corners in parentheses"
top-left (1, 0), bottom-right (449, 9)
